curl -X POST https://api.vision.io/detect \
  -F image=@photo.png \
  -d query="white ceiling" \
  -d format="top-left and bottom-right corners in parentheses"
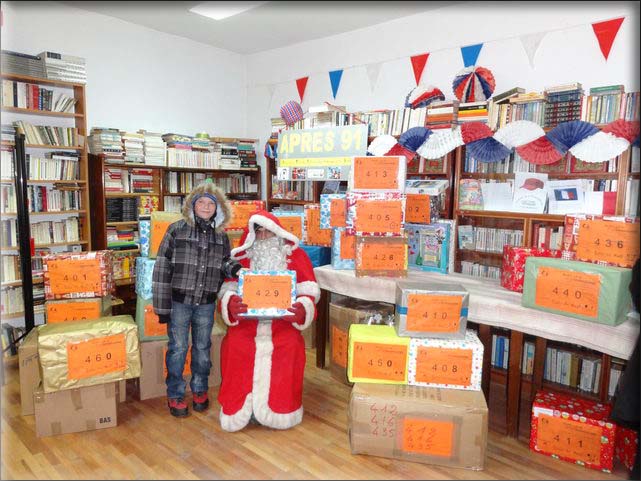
top-left (59, 1), bottom-right (463, 54)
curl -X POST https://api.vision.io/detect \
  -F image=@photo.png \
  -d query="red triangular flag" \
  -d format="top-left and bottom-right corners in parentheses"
top-left (296, 77), bottom-right (309, 103)
top-left (410, 53), bottom-right (429, 86)
top-left (592, 17), bottom-right (624, 60)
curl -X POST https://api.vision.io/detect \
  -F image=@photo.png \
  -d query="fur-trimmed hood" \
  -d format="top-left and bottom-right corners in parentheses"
top-left (182, 182), bottom-right (232, 231)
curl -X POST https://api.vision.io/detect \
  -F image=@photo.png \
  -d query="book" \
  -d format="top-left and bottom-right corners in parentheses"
top-left (458, 179), bottom-right (483, 210)
top-left (492, 87), bottom-right (525, 103)
top-left (457, 225), bottom-right (475, 250)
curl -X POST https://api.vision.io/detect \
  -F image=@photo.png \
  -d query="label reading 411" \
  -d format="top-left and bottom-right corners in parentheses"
top-left (535, 266), bottom-right (600, 318)
top-left (352, 342), bottom-right (407, 381)
top-left (537, 414), bottom-right (602, 464)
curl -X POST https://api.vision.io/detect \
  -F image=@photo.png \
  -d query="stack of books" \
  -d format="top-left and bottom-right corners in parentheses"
top-left (487, 87), bottom-right (525, 130)
top-left (508, 92), bottom-right (546, 126)
top-left (88, 127), bottom-right (124, 162)
top-left (544, 83), bottom-right (583, 128)
top-left (270, 117), bottom-right (286, 139)
top-left (162, 133), bottom-right (193, 150)
top-left (38, 51), bottom-right (86, 84)
top-left (1, 50), bottom-right (45, 78)
top-left (584, 84), bottom-right (626, 124)
top-left (219, 142), bottom-right (240, 169)
top-left (237, 140), bottom-right (257, 168)
top-left (457, 101), bottom-right (488, 124)
top-left (138, 130), bottom-right (166, 166)
top-left (192, 134), bottom-right (212, 152)
top-left (120, 131), bottom-right (145, 164)
top-left (425, 100), bottom-right (459, 130)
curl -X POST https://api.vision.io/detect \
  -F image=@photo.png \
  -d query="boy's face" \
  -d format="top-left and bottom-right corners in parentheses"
top-left (194, 197), bottom-right (217, 220)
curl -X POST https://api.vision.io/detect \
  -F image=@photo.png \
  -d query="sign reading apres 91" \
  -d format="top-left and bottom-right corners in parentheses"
top-left (278, 125), bottom-right (368, 167)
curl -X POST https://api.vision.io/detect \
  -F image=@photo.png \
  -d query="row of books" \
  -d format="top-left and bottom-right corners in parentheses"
top-left (457, 225), bottom-right (523, 253)
top-left (0, 185), bottom-right (16, 212)
top-left (25, 152), bottom-right (80, 180)
top-left (1, 80), bottom-right (77, 112)
top-left (13, 120), bottom-right (79, 147)
top-left (1, 219), bottom-right (18, 247)
top-left (30, 218), bottom-right (80, 245)
top-left (459, 261), bottom-right (501, 280)
top-left (1, 285), bottom-right (24, 315)
top-left (40, 51), bottom-right (86, 83)
top-left (26, 186), bottom-right (81, 212)
top-left (1, 253), bottom-right (20, 283)
top-left (103, 167), bottom-right (155, 193)
top-left (0, 144), bottom-right (13, 178)
top-left (270, 177), bottom-right (316, 201)
top-left (167, 148), bottom-right (216, 169)
top-left (532, 224), bottom-right (564, 250)
top-left (165, 171), bottom-right (212, 194)
top-left (106, 198), bottom-right (138, 223)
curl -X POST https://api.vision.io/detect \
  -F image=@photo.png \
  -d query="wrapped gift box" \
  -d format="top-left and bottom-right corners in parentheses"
top-left (331, 228), bottom-right (356, 270)
top-left (501, 246), bottom-right (563, 293)
top-left (349, 156), bottom-right (406, 193)
top-left (273, 211), bottom-right (305, 240)
top-left (355, 235), bottom-right (408, 278)
top-left (614, 425), bottom-right (638, 472)
top-left (347, 324), bottom-right (409, 385)
top-left (43, 250), bottom-right (114, 300)
top-left (406, 223), bottom-right (450, 274)
top-left (135, 296), bottom-right (168, 342)
top-left (346, 191), bottom-right (406, 237)
top-left (149, 211), bottom-right (182, 258)
top-left (320, 193), bottom-right (347, 229)
top-left (303, 204), bottom-right (332, 247)
top-left (139, 219), bottom-right (151, 257)
top-left (522, 257), bottom-right (632, 326)
top-left (349, 383), bottom-right (488, 470)
top-left (299, 245), bottom-right (331, 268)
top-left (225, 200), bottom-right (265, 231)
top-left (227, 229), bottom-right (244, 250)
top-left (529, 390), bottom-right (615, 472)
top-left (46, 296), bottom-right (112, 324)
top-left (135, 257), bottom-right (155, 300)
top-left (408, 329), bottom-right (483, 391)
top-left (38, 315), bottom-right (141, 393)
top-left (404, 179), bottom-right (448, 224)
top-left (238, 269), bottom-right (297, 318)
top-left (395, 281), bottom-right (468, 339)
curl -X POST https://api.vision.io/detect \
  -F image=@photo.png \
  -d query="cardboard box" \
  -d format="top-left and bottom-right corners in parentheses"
top-left (149, 211), bottom-right (182, 258)
top-left (347, 325), bottom-right (410, 385)
top-left (349, 383), bottom-right (488, 470)
top-left (395, 281), bottom-right (468, 339)
top-left (329, 298), bottom-right (395, 385)
top-left (272, 212), bottom-right (305, 240)
top-left (43, 250), bottom-right (114, 300)
top-left (614, 425), bottom-right (638, 472)
top-left (522, 257), bottom-right (632, 326)
top-left (346, 191), bottom-right (406, 237)
top-left (349, 156), bottom-right (407, 193)
top-left (34, 381), bottom-right (118, 437)
top-left (18, 329), bottom-right (40, 416)
top-left (117, 379), bottom-right (126, 403)
top-left (530, 390), bottom-right (615, 472)
top-left (408, 330), bottom-right (484, 391)
top-left (45, 296), bottom-right (112, 323)
top-left (135, 296), bottom-right (168, 341)
top-left (38, 315), bottom-right (141, 393)
top-left (304, 204), bottom-right (332, 247)
top-left (501, 246), bottom-right (562, 293)
top-left (135, 257), bottom-right (155, 300)
top-left (355, 236), bottom-right (408, 278)
top-left (331, 228), bottom-right (355, 270)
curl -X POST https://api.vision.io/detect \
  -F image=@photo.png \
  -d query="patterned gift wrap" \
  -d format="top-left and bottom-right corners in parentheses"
top-left (135, 257), bottom-right (155, 300)
top-left (407, 329), bottom-right (483, 390)
top-left (272, 211), bottom-right (305, 240)
top-left (500, 246), bottom-right (562, 293)
top-left (225, 200), bottom-right (265, 231)
top-left (529, 390), bottom-right (615, 473)
top-left (405, 223), bottom-right (450, 274)
top-left (614, 425), bottom-right (638, 472)
top-left (43, 250), bottom-right (114, 300)
top-left (404, 179), bottom-right (448, 224)
top-left (320, 193), bottom-right (347, 229)
top-left (331, 227), bottom-right (356, 270)
top-left (138, 219), bottom-right (151, 257)
top-left (347, 324), bottom-right (410, 384)
top-left (345, 191), bottom-right (406, 237)
top-left (303, 204), bottom-right (332, 247)
top-left (238, 269), bottom-right (297, 318)
top-left (355, 235), bottom-right (408, 278)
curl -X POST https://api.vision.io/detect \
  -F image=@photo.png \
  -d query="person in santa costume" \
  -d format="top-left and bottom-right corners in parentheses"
top-left (217, 210), bottom-right (320, 432)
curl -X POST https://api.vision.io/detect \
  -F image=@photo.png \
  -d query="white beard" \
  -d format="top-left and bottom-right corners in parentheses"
top-left (247, 236), bottom-right (290, 271)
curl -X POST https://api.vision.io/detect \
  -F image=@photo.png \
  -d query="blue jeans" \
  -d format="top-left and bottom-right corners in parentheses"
top-left (166, 301), bottom-right (215, 399)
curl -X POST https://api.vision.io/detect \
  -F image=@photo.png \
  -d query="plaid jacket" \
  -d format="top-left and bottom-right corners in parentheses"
top-left (152, 217), bottom-right (236, 316)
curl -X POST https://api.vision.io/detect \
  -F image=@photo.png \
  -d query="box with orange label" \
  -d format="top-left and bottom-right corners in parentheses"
top-left (320, 193), bottom-right (347, 229)
top-left (45, 296), bottom-right (112, 324)
top-left (43, 250), bottom-right (114, 300)
top-left (408, 330), bottom-right (483, 391)
top-left (273, 211), bottom-right (305, 240)
top-left (225, 200), bottom-right (265, 231)
top-left (349, 156), bottom-right (406, 193)
top-left (355, 235), bottom-right (408, 278)
top-left (331, 228), bottom-right (356, 270)
top-left (303, 204), bottom-right (332, 247)
top-left (149, 211), bottom-right (182, 258)
top-left (522, 257), bottom-right (632, 326)
top-left (347, 324), bottom-right (409, 385)
top-left (529, 390), bottom-right (615, 472)
top-left (135, 296), bottom-right (168, 341)
top-left (346, 191), bottom-right (406, 237)
top-left (349, 383), bottom-right (488, 470)
top-left (404, 179), bottom-right (448, 224)
top-left (37, 315), bottom-right (141, 393)
top-left (395, 281), bottom-right (468, 339)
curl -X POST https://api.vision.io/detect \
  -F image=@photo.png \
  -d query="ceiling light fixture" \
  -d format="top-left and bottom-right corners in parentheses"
top-left (189, 1), bottom-right (268, 21)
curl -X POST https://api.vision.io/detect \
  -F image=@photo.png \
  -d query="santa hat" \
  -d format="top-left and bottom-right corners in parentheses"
top-left (231, 210), bottom-right (300, 260)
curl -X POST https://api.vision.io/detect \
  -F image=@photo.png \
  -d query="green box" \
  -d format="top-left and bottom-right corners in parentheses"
top-left (135, 296), bottom-right (169, 342)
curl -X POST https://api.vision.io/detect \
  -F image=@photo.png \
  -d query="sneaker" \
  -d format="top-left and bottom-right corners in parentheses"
top-left (192, 392), bottom-right (209, 412)
top-left (168, 398), bottom-right (189, 417)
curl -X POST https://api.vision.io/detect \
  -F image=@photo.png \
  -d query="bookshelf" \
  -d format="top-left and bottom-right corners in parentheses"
top-left (1, 73), bottom-right (92, 327)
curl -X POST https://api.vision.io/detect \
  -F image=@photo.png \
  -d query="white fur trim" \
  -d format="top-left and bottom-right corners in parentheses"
top-left (231, 215), bottom-right (299, 260)
top-left (219, 393), bottom-right (253, 432)
top-left (296, 281), bottom-right (320, 304)
top-left (291, 296), bottom-right (315, 331)
top-left (219, 283), bottom-right (239, 327)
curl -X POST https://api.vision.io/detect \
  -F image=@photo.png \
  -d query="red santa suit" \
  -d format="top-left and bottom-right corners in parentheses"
top-left (217, 210), bottom-right (319, 432)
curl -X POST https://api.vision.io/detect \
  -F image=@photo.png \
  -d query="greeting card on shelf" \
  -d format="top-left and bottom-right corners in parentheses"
top-left (512, 173), bottom-right (548, 213)
top-left (481, 182), bottom-right (513, 212)
top-left (547, 179), bottom-right (585, 215)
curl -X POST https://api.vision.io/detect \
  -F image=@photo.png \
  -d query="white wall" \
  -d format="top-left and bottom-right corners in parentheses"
top-left (1, 1), bottom-right (248, 136)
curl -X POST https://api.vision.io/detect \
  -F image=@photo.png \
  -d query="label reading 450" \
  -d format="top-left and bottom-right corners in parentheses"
top-left (352, 342), bottom-right (407, 381)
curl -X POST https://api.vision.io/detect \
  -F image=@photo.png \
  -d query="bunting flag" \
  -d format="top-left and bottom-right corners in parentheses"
top-left (591, 17), bottom-right (625, 60)
top-left (410, 53), bottom-right (429, 86)
top-left (461, 43), bottom-right (483, 67)
top-left (365, 62), bottom-right (383, 93)
top-left (296, 76), bottom-right (309, 103)
top-left (329, 69), bottom-right (344, 99)
top-left (520, 31), bottom-right (547, 69)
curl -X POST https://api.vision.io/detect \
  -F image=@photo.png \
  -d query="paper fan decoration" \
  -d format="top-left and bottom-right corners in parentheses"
top-left (386, 143), bottom-right (416, 161)
top-left (493, 120), bottom-right (544, 149)
top-left (460, 122), bottom-right (494, 144)
top-left (466, 137), bottom-right (512, 163)
top-left (452, 66), bottom-right (496, 102)
top-left (569, 130), bottom-right (630, 163)
top-left (546, 120), bottom-right (599, 154)
top-left (399, 127), bottom-right (432, 152)
top-left (405, 85), bottom-right (445, 109)
top-left (416, 127), bottom-right (464, 159)
top-left (601, 119), bottom-right (640, 143)
top-left (367, 135), bottom-right (398, 156)
top-left (515, 136), bottom-right (563, 165)
top-left (279, 100), bottom-right (304, 126)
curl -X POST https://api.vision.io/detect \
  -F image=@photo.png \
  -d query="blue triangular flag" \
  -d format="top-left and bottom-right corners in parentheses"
top-left (329, 69), bottom-right (344, 99)
top-left (461, 43), bottom-right (483, 67)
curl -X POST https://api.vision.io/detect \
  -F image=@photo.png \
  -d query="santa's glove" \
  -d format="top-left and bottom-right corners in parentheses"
top-left (284, 302), bottom-right (306, 326)
top-left (227, 295), bottom-right (249, 323)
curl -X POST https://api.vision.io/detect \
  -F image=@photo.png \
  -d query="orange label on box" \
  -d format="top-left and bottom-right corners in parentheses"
top-left (46, 300), bottom-right (101, 323)
top-left (353, 156), bottom-right (400, 190)
top-left (415, 347), bottom-right (473, 386)
top-left (229, 233), bottom-right (243, 250)
top-left (151, 221), bottom-right (173, 256)
top-left (306, 208), bottom-right (332, 245)
top-left (228, 202), bottom-right (261, 230)
top-left (354, 199), bottom-right (403, 234)
top-left (330, 198), bottom-right (347, 227)
top-left (340, 232), bottom-right (355, 260)
top-left (537, 414), bottom-right (602, 464)
top-left (535, 266), bottom-right (600, 318)
top-left (406, 294), bottom-right (462, 333)
top-left (405, 194), bottom-right (431, 224)
top-left (47, 258), bottom-right (102, 295)
top-left (575, 220), bottom-right (640, 267)
top-left (66, 334), bottom-right (127, 380)
top-left (351, 341), bottom-right (407, 381)
top-left (277, 216), bottom-right (303, 239)
top-left (358, 242), bottom-right (406, 271)
top-left (242, 274), bottom-right (293, 310)
top-left (402, 417), bottom-right (454, 457)
top-left (331, 325), bottom-right (348, 368)
top-left (164, 346), bottom-right (191, 377)
top-left (144, 304), bottom-right (167, 337)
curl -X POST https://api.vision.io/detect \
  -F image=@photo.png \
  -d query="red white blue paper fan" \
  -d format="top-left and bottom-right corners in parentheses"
top-left (279, 100), bottom-right (304, 126)
top-left (399, 127), bottom-right (432, 152)
top-left (515, 136), bottom-right (563, 165)
top-left (601, 119), bottom-right (640, 143)
top-left (416, 126), bottom-right (464, 159)
top-left (386, 143), bottom-right (416, 161)
top-left (493, 120), bottom-right (544, 150)
top-left (466, 137), bottom-right (512, 163)
top-left (460, 122), bottom-right (494, 144)
top-left (367, 135), bottom-right (398, 156)
top-left (569, 131), bottom-right (630, 163)
top-left (452, 66), bottom-right (496, 102)
top-left (546, 120), bottom-right (600, 154)
top-left (405, 85), bottom-right (445, 109)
